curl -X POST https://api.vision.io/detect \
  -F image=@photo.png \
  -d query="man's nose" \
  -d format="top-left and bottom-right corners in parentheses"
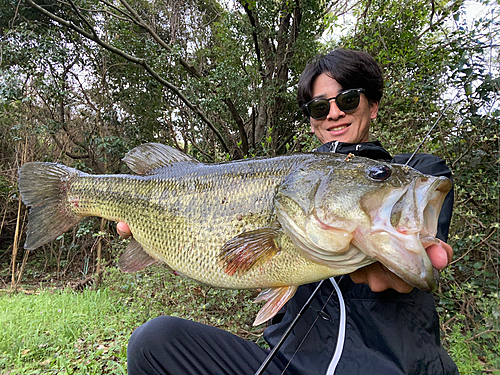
top-left (326, 99), bottom-right (345, 120)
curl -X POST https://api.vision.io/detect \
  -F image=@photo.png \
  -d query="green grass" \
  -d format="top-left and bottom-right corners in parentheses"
top-left (0, 265), bottom-right (262, 374)
top-left (1, 264), bottom-right (498, 374)
top-left (0, 288), bottom-right (129, 374)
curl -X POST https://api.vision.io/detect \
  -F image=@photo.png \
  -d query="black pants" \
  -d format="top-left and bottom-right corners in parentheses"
top-left (127, 316), bottom-right (294, 375)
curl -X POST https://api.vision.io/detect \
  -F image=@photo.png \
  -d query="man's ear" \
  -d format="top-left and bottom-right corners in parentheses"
top-left (370, 101), bottom-right (379, 120)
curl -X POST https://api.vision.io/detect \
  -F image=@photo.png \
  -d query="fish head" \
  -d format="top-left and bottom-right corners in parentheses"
top-left (354, 163), bottom-right (452, 290)
top-left (275, 154), bottom-right (452, 290)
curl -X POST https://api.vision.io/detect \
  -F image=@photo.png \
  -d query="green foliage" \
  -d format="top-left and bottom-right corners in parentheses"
top-left (0, 0), bottom-right (330, 170)
top-left (102, 264), bottom-right (261, 333)
top-left (446, 317), bottom-right (500, 374)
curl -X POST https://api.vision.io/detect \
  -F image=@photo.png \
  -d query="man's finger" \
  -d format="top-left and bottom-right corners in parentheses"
top-left (350, 263), bottom-right (414, 294)
top-left (426, 240), bottom-right (453, 270)
top-left (117, 222), bottom-right (132, 239)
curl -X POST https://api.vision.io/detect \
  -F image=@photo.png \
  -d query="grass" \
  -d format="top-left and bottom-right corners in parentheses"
top-left (0, 265), bottom-right (263, 374)
top-left (0, 288), bottom-right (129, 374)
top-left (1, 263), bottom-right (499, 374)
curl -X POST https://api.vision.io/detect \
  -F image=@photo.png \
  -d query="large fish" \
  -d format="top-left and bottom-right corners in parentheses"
top-left (18, 143), bottom-right (451, 325)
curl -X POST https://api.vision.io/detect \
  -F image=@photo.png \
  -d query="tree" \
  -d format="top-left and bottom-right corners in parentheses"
top-left (0, 0), bottom-right (332, 291)
top-left (17, 0), bottom-right (331, 160)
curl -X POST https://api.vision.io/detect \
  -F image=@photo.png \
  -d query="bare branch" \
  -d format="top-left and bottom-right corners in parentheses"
top-left (415, 0), bottom-right (463, 40)
top-left (240, 0), bottom-right (275, 77)
top-left (289, 0), bottom-right (301, 46)
top-left (430, 0), bottom-right (435, 30)
top-left (223, 98), bottom-right (248, 155)
top-left (67, 0), bottom-right (99, 39)
top-left (99, 0), bottom-right (137, 23)
top-left (240, 0), bottom-right (263, 74)
top-left (51, 133), bottom-right (90, 159)
top-left (118, 0), bottom-right (202, 78)
top-left (178, 126), bottom-right (215, 161)
top-left (11, 0), bottom-right (23, 28)
top-left (275, 3), bottom-right (291, 70)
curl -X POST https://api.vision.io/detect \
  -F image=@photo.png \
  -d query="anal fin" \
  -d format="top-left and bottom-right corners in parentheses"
top-left (118, 238), bottom-right (159, 272)
top-left (253, 285), bottom-right (298, 326)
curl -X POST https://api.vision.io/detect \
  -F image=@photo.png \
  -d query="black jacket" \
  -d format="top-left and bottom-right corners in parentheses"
top-left (263, 141), bottom-right (458, 375)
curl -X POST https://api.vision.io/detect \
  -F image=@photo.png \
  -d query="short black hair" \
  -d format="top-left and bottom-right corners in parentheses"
top-left (297, 49), bottom-right (384, 113)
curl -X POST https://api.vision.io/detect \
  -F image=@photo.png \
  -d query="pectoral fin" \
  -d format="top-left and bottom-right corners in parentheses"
top-left (253, 286), bottom-right (298, 326)
top-left (219, 228), bottom-right (280, 276)
top-left (119, 238), bottom-right (158, 272)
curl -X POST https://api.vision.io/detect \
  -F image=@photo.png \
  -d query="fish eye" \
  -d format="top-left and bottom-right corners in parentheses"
top-left (368, 165), bottom-right (391, 181)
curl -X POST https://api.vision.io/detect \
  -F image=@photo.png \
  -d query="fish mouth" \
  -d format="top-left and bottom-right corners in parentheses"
top-left (274, 163), bottom-right (451, 290)
top-left (356, 175), bottom-right (452, 291)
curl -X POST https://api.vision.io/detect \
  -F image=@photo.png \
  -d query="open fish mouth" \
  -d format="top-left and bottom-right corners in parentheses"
top-left (357, 175), bottom-right (452, 290)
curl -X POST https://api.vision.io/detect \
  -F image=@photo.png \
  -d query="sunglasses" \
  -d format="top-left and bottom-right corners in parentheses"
top-left (302, 88), bottom-right (366, 119)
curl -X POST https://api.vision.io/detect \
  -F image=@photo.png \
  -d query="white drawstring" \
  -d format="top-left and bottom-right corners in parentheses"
top-left (326, 277), bottom-right (346, 375)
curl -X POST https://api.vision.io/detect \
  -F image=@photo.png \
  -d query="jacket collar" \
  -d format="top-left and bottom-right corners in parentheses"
top-left (314, 140), bottom-right (392, 161)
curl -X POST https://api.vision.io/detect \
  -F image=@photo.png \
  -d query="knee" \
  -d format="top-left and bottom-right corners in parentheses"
top-left (128, 316), bottom-right (184, 352)
top-left (127, 316), bottom-right (185, 373)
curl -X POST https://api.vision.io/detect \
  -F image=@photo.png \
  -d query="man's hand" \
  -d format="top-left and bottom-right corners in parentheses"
top-left (349, 240), bottom-right (453, 293)
top-left (117, 222), bottom-right (132, 239)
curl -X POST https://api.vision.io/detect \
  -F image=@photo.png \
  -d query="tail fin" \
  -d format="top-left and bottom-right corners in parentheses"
top-left (18, 162), bottom-right (83, 250)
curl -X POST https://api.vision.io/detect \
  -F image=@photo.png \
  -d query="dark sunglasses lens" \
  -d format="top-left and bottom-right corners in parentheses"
top-left (306, 90), bottom-right (362, 119)
top-left (308, 100), bottom-right (330, 119)
top-left (337, 90), bottom-right (361, 111)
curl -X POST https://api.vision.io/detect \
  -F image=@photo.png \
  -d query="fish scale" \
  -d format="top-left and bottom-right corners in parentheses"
top-left (18, 143), bottom-right (451, 325)
top-left (61, 158), bottom-right (335, 289)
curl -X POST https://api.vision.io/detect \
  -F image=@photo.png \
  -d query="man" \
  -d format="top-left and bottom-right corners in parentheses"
top-left (120, 49), bottom-right (458, 374)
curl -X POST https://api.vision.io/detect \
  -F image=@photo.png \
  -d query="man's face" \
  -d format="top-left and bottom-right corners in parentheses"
top-left (309, 73), bottom-right (379, 145)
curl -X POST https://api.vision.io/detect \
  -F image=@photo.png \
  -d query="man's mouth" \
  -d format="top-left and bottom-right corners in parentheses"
top-left (328, 124), bottom-right (350, 132)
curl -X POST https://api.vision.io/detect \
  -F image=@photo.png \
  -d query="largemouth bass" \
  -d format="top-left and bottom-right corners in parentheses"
top-left (18, 143), bottom-right (451, 325)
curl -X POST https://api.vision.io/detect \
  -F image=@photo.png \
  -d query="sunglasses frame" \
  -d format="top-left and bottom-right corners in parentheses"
top-left (302, 88), bottom-right (366, 119)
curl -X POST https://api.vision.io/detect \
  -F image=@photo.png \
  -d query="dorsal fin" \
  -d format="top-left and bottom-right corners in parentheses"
top-left (123, 143), bottom-right (198, 175)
